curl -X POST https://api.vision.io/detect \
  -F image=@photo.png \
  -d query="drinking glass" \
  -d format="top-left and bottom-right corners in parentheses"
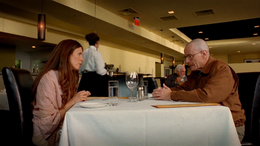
top-left (108, 80), bottom-right (119, 106)
top-left (125, 71), bottom-right (139, 102)
top-left (143, 80), bottom-right (148, 99)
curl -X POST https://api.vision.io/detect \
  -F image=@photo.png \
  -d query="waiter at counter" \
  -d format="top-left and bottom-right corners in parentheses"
top-left (78, 32), bottom-right (111, 96)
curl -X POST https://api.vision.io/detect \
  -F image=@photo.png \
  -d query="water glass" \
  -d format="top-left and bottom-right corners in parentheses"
top-left (143, 80), bottom-right (148, 99)
top-left (108, 80), bottom-right (119, 106)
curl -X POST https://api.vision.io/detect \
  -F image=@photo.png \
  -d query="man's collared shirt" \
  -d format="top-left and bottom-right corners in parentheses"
top-left (80, 45), bottom-right (107, 75)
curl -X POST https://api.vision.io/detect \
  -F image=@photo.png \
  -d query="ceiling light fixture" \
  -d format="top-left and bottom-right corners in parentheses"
top-left (168, 11), bottom-right (174, 14)
top-left (205, 38), bottom-right (209, 40)
top-left (254, 25), bottom-right (259, 28)
top-left (253, 33), bottom-right (258, 36)
top-left (32, 46), bottom-right (36, 49)
top-left (38, 0), bottom-right (46, 40)
top-left (237, 51), bottom-right (240, 53)
top-left (198, 31), bottom-right (203, 33)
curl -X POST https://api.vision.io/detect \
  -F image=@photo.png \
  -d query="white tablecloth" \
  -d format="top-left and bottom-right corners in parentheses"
top-left (59, 98), bottom-right (240, 146)
top-left (0, 93), bottom-right (9, 110)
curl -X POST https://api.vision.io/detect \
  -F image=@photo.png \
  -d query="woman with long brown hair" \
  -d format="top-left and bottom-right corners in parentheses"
top-left (31, 39), bottom-right (91, 146)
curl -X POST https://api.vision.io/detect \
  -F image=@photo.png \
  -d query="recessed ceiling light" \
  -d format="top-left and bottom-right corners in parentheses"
top-left (32, 46), bottom-right (36, 49)
top-left (198, 31), bottom-right (203, 33)
top-left (237, 51), bottom-right (240, 53)
top-left (205, 38), bottom-right (209, 40)
top-left (252, 43), bottom-right (256, 45)
top-left (254, 25), bottom-right (259, 28)
top-left (168, 11), bottom-right (174, 14)
top-left (253, 33), bottom-right (258, 36)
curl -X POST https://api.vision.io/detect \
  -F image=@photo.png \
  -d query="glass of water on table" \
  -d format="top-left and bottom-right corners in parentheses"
top-left (108, 80), bottom-right (119, 106)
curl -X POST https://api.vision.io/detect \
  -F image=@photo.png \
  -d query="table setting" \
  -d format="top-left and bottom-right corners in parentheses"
top-left (59, 71), bottom-right (240, 146)
top-left (60, 97), bottom-right (240, 146)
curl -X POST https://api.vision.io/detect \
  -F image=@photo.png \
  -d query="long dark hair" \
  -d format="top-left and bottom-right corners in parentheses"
top-left (31, 39), bottom-right (83, 107)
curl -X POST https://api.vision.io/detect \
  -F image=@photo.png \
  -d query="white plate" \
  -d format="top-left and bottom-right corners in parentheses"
top-left (79, 102), bottom-right (108, 108)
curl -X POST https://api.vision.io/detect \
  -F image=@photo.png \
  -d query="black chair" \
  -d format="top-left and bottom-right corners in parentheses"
top-left (143, 77), bottom-right (158, 93)
top-left (2, 67), bottom-right (34, 145)
top-left (241, 74), bottom-right (260, 146)
top-left (237, 72), bottom-right (260, 145)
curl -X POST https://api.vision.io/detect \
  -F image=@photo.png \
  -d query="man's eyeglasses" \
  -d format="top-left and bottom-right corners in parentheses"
top-left (183, 51), bottom-right (202, 60)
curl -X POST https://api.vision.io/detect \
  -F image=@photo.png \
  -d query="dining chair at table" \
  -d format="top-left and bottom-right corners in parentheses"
top-left (241, 74), bottom-right (260, 146)
top-left (2, 67), bottom-right (34, 146)
top-left (143, 77), bottom-right (158, 93)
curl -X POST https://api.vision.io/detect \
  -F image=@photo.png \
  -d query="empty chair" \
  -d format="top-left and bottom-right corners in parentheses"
top-left (249, 74), bottom-right (260, 145)
top-left (143, 77), bottom-right (158, 93)
top-left (2, 67), bottom-right (34, 145)
top-left (241, 74), bottom-right (260, 146)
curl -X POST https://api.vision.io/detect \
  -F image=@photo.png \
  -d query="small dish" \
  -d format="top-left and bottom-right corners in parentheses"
top-left (79, 102), bottom-right (108, 108)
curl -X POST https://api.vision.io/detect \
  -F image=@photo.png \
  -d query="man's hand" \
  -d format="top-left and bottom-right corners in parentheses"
top-left (175, 77), bottom-right (181, 83)
top-left (152, 83), bottom-right (172, 100)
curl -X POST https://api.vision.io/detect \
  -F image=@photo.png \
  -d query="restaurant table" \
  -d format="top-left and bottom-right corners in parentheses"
top-left (59, 98), bottom-right (240, 146)
top-left (0, 92), bottom-right (9, 110)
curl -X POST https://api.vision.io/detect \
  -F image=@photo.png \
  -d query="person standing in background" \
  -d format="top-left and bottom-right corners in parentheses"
top-left (78, 32), bottom-right (111, 96)
top-left (164, 64), bottom-right (187, 88)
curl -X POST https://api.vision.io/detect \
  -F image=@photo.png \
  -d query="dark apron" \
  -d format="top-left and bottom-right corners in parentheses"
top-left (78, 71), bottom-right (111, 97)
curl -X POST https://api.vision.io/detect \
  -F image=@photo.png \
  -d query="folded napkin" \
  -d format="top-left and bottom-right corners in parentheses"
top-left (152, 103), bottom-right (220, 108)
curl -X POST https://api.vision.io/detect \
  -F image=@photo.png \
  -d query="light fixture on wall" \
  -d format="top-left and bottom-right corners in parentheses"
top-left (182, 60), bottom-right (185, 66)
top-left (172, 57), bottom-right (175, 66)
top-left (160, 29), bottom-right (164, 64)
top-left (172, 56), bottom-right (175, 72)
top-left (161, 53), bottom-right (164, 64)
top-left (38, 0), bottom-right (46, 40)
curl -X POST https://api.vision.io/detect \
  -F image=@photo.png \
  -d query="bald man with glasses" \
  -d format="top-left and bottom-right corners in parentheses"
top-left (152, 38), bottom-right (246, 142)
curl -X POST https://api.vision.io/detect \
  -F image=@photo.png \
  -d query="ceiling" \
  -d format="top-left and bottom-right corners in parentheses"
top-left (0, 0), bottom-right (259, 59)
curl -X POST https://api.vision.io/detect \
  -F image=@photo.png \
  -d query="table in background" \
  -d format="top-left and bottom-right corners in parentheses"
top-left (0, 93), bottom-right (9, 110)
top-left (59, 98), bottom-right (240, 146)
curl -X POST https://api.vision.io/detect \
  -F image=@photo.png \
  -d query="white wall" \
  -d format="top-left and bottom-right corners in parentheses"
top-left (100, 44), bottom-right (160, 77)
top-left (229, 63), bottom-right (260, 73)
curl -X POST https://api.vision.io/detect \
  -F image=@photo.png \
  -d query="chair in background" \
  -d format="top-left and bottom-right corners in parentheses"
top-left (241, 74), bottom-right (260, 146)
top-left (153, 77), bottom-right (166, 87)
top-left (143, 77), bottom-right (158, 93)
top-left (237, 72), bottom-right (260, 145)
top-left (2, 67), bottom-right (34, 145)
top-left (249, 74), bottom-right (260, 145)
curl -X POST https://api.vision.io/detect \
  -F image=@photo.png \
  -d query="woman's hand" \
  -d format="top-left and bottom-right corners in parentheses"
top-left (62, 91), bottom-right (91, 114)
top-left (72, 90), bottom-right (91, 103)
